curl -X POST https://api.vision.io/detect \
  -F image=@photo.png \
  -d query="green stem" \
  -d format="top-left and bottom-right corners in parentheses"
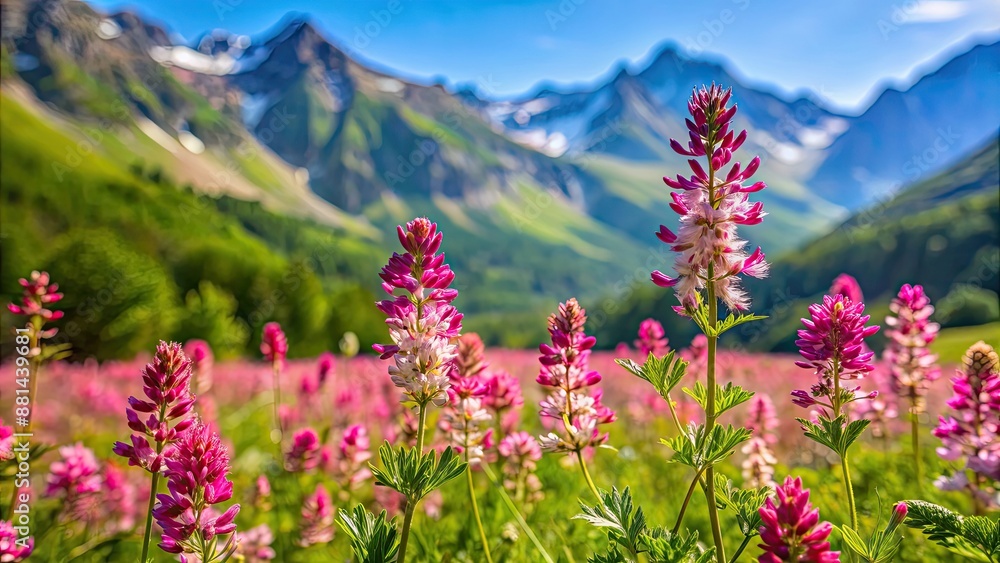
top-left (481, 463), bottom-right (554, 563)
top-left (467, 465), bottom-right (494, 563)
top-left (704, 276), bottom-right (727, 563)
top-left (271, 362), bottom-right (282, 444)
top-left (729, 535), bottom-right (752, 563)
top-left (397, 402), bottom-right (428, 563)
top-left (140, 469), bottom-right (161, 563)
top-left (841, 452), bottom-right (858, 529)
top-left (666, 393), bottom-right (684, 436)
top-left (672, 469), bottom-right (704, 533)
top-left (911, 401), bottom-right (922, 490)
top-left (577, 451), bottom-right (601, 500)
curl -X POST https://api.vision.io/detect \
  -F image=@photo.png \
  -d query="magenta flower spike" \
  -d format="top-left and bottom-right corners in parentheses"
top-left (184, 339), bottom-right (214, 395)
top-left (285, 427), bottom-right (322, 473)
top-left (793, 294), bottom-right (880, 414)
top-left (758, 476), bottom-right (839, 562)
top-left (113, 342), bottom-right (196, 473)
top-left (0, 419), bottom-right (14, 462)
top-left (499, 431), bottom-right (544, 506)
top-left (634, 318), bottom-right (670, 357)
top-left (45, 443), bottom-right (103, 523)
top-left (7, 270), bottom-right (64, 323)
top-left (317, 351), bottom-right (336, 386)
top-left (374, 217), bottom-right (463, 410)
top-left (153, 423), bottom-right (240, 562)
top-left (0, 520), bottom-right (32, 562)
top-left (537, 299), bottom-right (616, 457)
top-left (829, 274), bottom-right (864, 305)
top-left (297, 484), bottom-right (335, 547)
top-left (934, 341), bottom-right (1000, 504)
top-left (335, 424), bottom-right (372, 497)
top-left (441, 377), bottom-right (494, 466)
top-left (885, 284), bottom-right (940, 410)
top-left (742, 394), bottom-right (779, 488)
top-left (653, 85), bottom-right (769, 313)
top-left (261, 322), bottom-right (288, 443)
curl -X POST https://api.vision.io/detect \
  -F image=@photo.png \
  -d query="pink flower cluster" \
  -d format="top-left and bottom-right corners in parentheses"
top-left (742, 394), bottom-right (779, 488)
top-left (7, 270), bottom-right (64, 325)
top-left (285, 427), bottom-right (322, 472)
top-left (334, 424), bottom-right (373, 495)
top-left (113, 342), bottom-right (196, 472)
top-left (441, 377), bottom-right (493, 465)
top-left (792, 295), bottom-right (879, 414)
top-left (934, 341), bottom-right (1000, 484)
top-left (499, 431), bottom-right (544, 506)
top-left (884, 284), bottom-right (940, 412)
top-left (374, 218), bottom-right (463, 407)
top-left (45, 442), bottom-right (102, 519)
top-left (537, 299), bottom-right (616, 453)
top-left (261, 322), bottom-right (288, 365)
top-left (0, 419), bottom-right (13, 462)
top-left (634, 318), bottom-right (669, 356)
top-left (0, 520), bottom-right (32, 562)
top-left (298, 485), bottom-right (336, 547)
top-left (653, 84), bottom-right (769, 312)
top-left (758, 476), bottom-right (839, 562)
top-left (153, 423), bottom-right (240, 560)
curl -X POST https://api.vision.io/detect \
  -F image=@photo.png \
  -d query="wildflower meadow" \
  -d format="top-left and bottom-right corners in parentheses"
top-left (1, 85), bottom-right (998, 563)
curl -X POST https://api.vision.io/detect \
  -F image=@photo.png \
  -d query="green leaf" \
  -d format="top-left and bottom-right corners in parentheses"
top-left (838, 525), bottom-right (871, 559)
top-left (682, 382), bottom-right (754, 416)
top-left (662, 423), bottom-right (752, 472)
top-left (589, 547), bottom-right (627, 563)
top-left (336, 504), bottom-right (400, 563)
top-left (711, 312), bottom-right (768, 337)
top-left (369, 442), bottom-right (467, 502)
top-left (902, 500), bottom-right (996, 562)
top-left (643, 527), bottom-right (714, 563)
top-left (616, 350), bottom-right (689, 405)
top-left (575, 487), bottom-right (647, 558)
top-left (797, 415), bottom-right (871, 457)
top-left (713, 474), bottom-right (769, 537)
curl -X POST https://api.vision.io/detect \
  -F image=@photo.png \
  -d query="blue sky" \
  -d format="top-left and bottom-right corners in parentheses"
top-left (89, 0), bottom-right (999, 112)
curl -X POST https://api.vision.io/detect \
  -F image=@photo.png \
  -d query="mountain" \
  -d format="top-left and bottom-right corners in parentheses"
top-left (808, 41), bottom-right (1000, 206)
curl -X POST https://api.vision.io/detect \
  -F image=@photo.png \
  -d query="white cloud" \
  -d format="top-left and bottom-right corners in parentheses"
top-left (903, 1), bottom-right (970, 23)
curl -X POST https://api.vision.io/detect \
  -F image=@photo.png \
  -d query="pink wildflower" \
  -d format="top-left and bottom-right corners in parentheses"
top-left (653, 85), bottom-right (769, 312)
top-left (536, 299), bottom-right (616, 454)
top-left (758, 476), bottom-right (839, 562)
top-left (261, 322), bottom-right (288, 365)
top-left (285, 428), bottom-right (322, 473)
top-left (374, 218), bottom-right (463, 407)
top-left (884, 284), bottom-right (940, 413)
top-left (634, 318), bottom-right (669, 356)
top-left (237, 524), bottom-right (276, 562)
top-left (112, 342), bottom-right (195, 472)
top-left (297, 485), bottom-right (335, 547)
top-left (0, 520), bottom-right (32, 561)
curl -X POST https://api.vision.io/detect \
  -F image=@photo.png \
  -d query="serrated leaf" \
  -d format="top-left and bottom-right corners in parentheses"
top-left (616, 350), bottom-right (689, 405)
top-left (903, 500), bottom-right (995, 562)
top-left (682, 382), bottom-right (754, 416)
top-left (575, 487), bottom-right (647, 557)
top-left (713, 474), bottom-right (769, 537)
top-left (662, 423), bottom-right (751, 472)
top-left (798, 415), bottom-right (870, 457)
top-left (370, 442), bottom-right (467, 502)
top-left (644, 526), bottom-right (714, 563)
top-left (963, 516), bottom-right (1000, 560)
top-left (711, 312), bottom-right (768, 337)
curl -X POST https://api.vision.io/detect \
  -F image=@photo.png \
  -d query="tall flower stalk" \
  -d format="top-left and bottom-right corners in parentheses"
top-left (373, 217), bottom-right (464, 563)
top-left (536, 298), bottom-right (615, 499)
top-left (261, 322), bottom-right (288, 444)
top-left (650, 84), bottom-right (769, 563)
top-left (112, 341), bottom-right (196, 563)
top-left (933, 341), bottom-right (1000, 512)
top-left (7, 271), bottom-right (65, 434)
top-left (884, 284), bottom-right (940, 486)
top-left (793, 294), bottom-right (879, 529)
